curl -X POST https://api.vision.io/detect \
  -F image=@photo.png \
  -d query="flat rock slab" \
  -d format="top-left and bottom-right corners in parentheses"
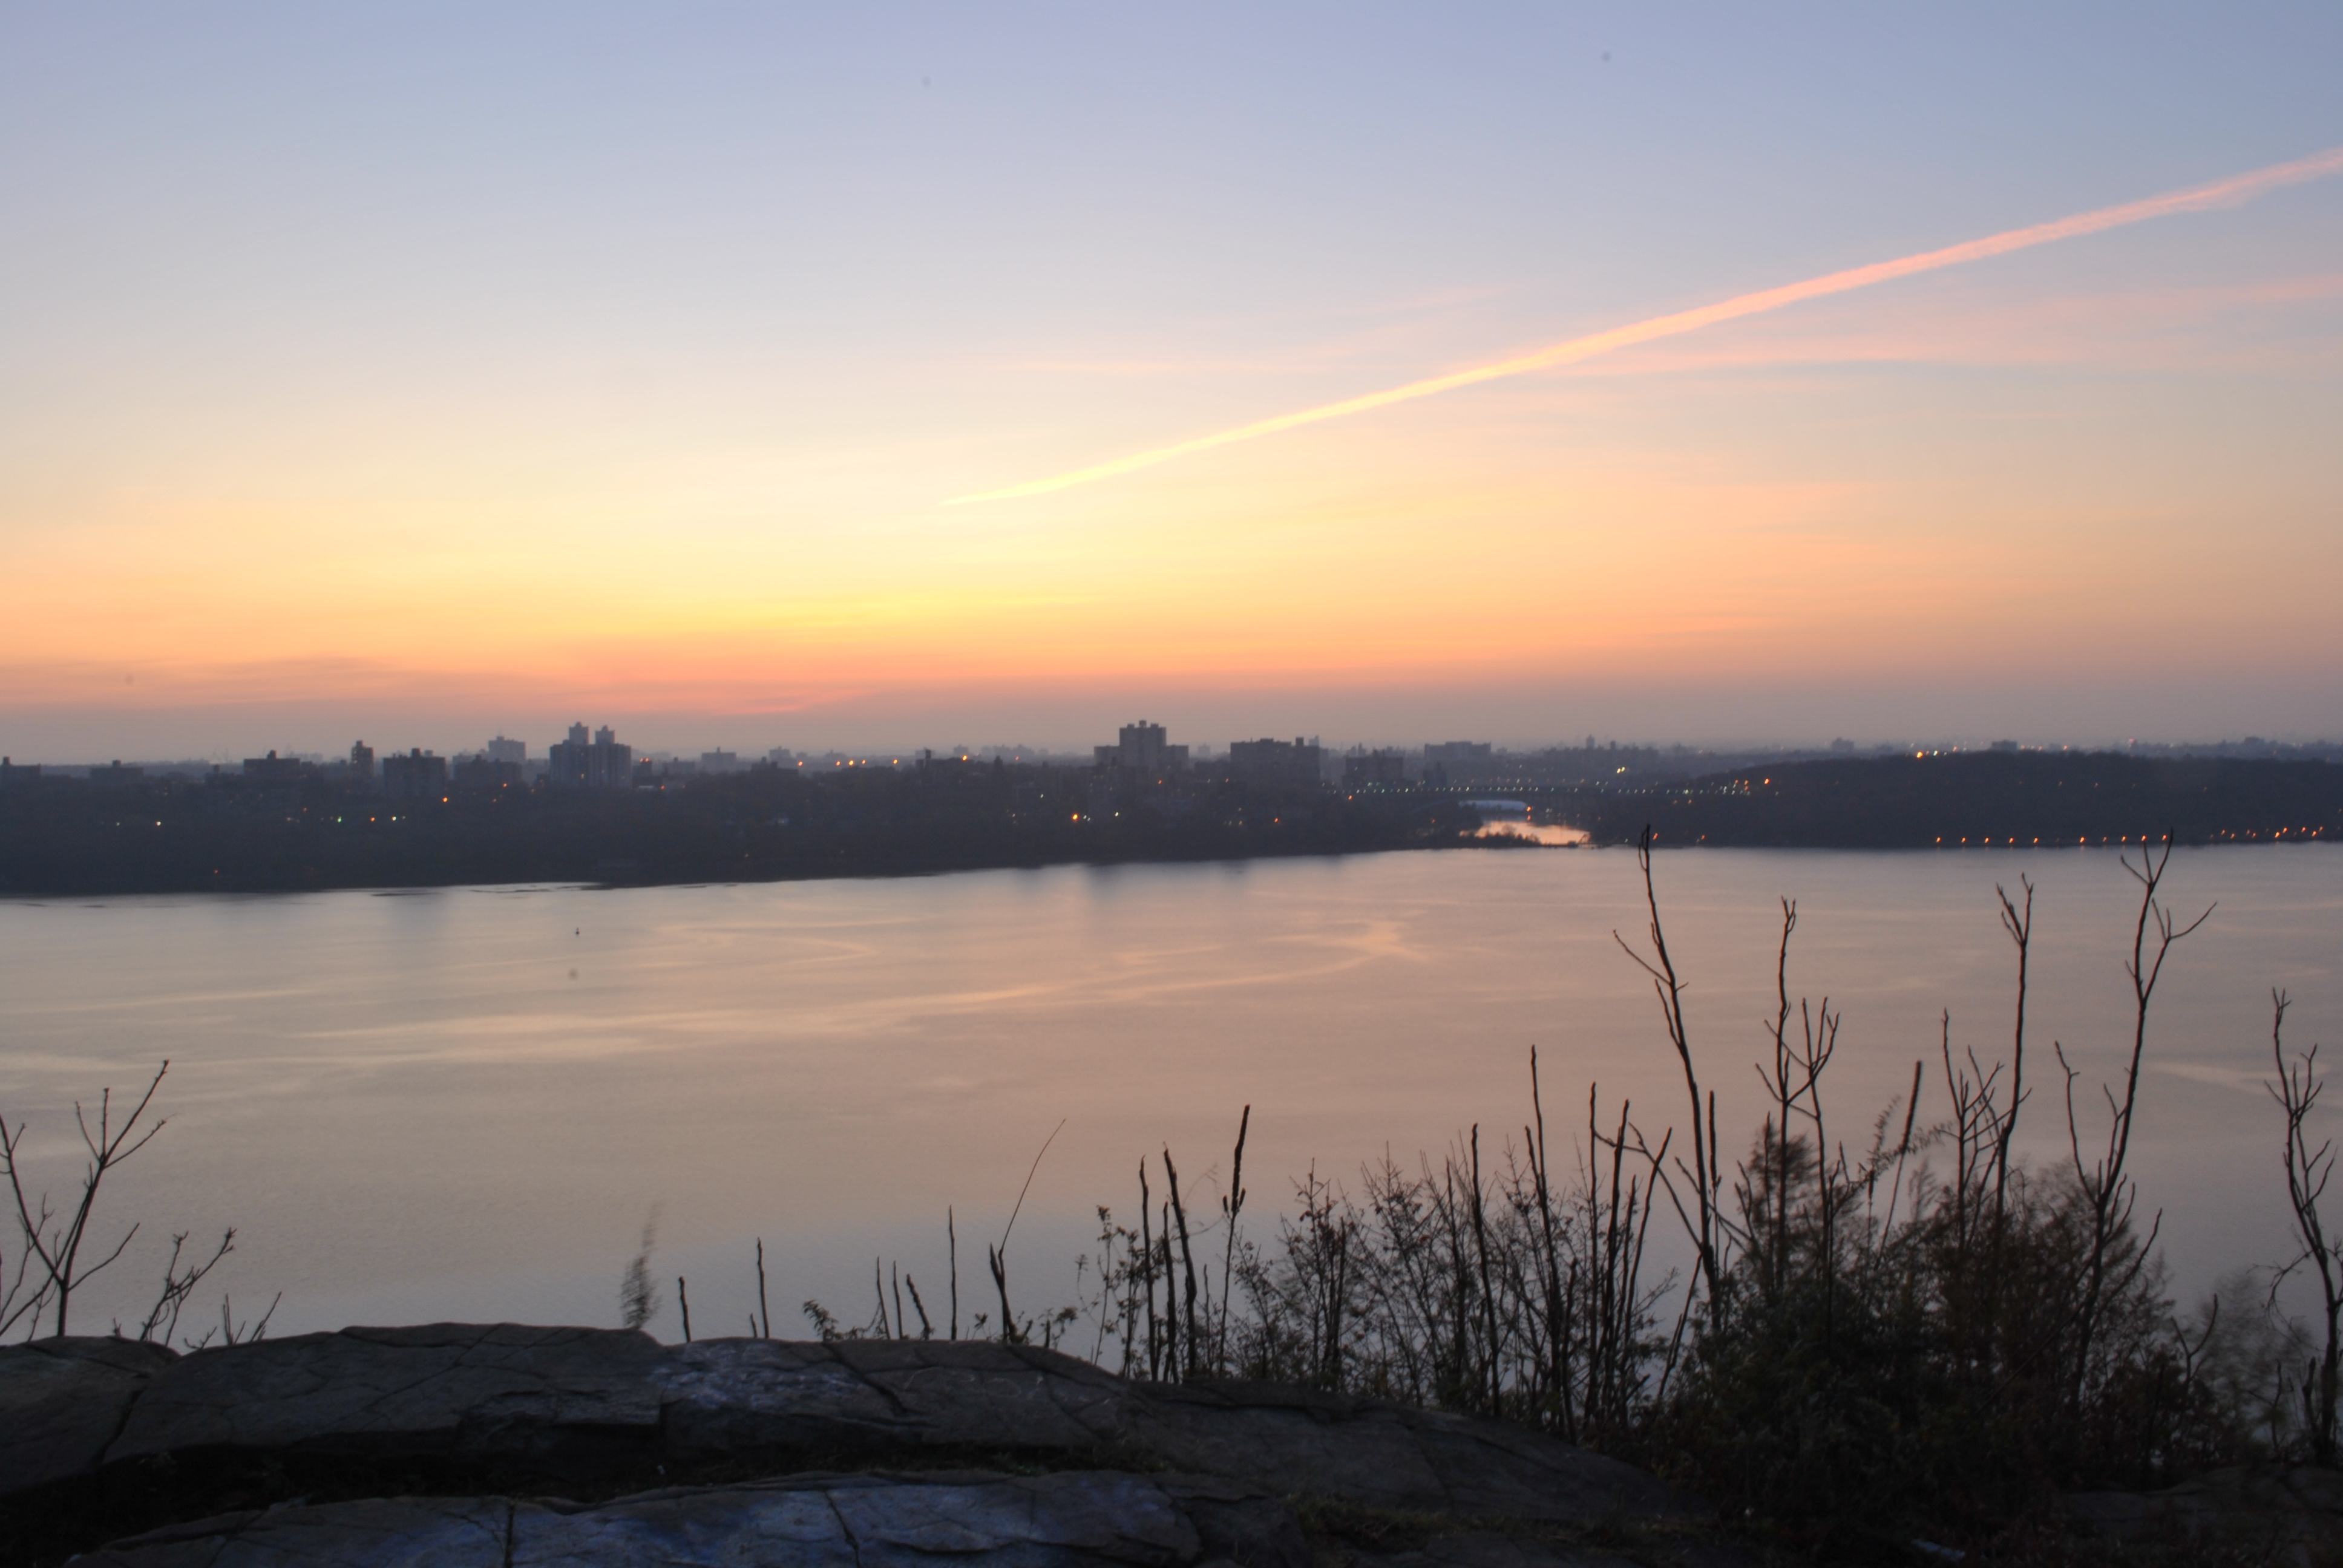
top-left (0, 1336), bottom-right (177, 1495)
top-left (5, 1324), bottom-right (1694, 1535)
top-left (1129, 1381), bottom-right (1678, 1524)
top-left (2068, 1464), bottom-right (2343, 1566)
top-left (1348, 1530), bottom-right (1643, 1568)
top-left (108, 1323), bottom-right (669, 1475)
top-left (656, 1336), bottom-right (1132, 1457)
top-left (82, 1469), bottom-right (1309, 1568)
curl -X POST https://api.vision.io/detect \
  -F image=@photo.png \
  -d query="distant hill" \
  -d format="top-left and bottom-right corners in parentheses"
top-left (1580, 751), bottom-right (2342, 849)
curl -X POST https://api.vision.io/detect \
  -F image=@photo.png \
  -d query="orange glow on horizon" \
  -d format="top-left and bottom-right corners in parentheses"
top-left (4, 152), bottom-right (2338, 740)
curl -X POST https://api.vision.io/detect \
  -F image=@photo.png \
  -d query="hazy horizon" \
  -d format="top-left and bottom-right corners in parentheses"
top-left (10, 700), bottom-right (2338, 770)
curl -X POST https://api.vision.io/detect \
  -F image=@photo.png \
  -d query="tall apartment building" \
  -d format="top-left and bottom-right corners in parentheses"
top-left (241, 751), bottom-right (312, 784)
top-left (485, 736), bottom-right (526, 765)
top-left (1343, 748), bottom-right (1409, 786)
top-left (453, 753), bottom-right (523, 790)
top-left (546, 723), bottom-right (632, 788)
top-left (381, 748), bottom-right (448, 799)
top-left (1422, 740), bottom-right (1493, 786)
top-left (1093, 720), bottom-right (1189, 774)
top-left (1227, 737), bottom-right (1323, 790)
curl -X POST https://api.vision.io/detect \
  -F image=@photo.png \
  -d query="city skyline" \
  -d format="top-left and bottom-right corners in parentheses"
top-left (10, 712), bottom-right (2336, 773)
top-left (4, 6), bottom-right (2339, 756)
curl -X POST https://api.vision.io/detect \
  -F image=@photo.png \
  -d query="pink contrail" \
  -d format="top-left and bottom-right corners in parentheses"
top-left (948, 146), bottom-right (2343, 505)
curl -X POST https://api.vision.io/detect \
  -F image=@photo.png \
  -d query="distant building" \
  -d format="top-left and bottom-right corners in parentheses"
top-left (485, 736), bottom-right (526, 765)
top-left (381, 748), bottom-right (448, 799)
top-left (349, 741), bottom-right (376, 781)
top-left (453, 754), bottom-right (522, 791)
top-left (699, 750), bottom-right (747, 774)
top-left (767, 746), bottom-right (802, 766)
top-left (0, 757), bottom-right (39, 787)
top-left (89, 761), bottom-right (145, 787)
top-left (1343, 748), bottom-right (1409, 786)
top-left (546, 723), bottom-right (632, 788)
top-left (1422, 741), bottom-right (1492, 786)
top-left (1227, 737), bottom-right (1323, 790)
top-left (1094, 720), bottom-right (1189, 774)
top-left (242, 751), bottom-right (310, 784)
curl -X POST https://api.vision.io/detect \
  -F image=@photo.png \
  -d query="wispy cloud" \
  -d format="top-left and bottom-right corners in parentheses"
top-left (948, 147), bottom-right (2343, 505)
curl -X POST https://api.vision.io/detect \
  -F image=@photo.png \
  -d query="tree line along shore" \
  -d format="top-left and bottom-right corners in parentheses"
top-left (0, 750), bottom-right (2333, 897)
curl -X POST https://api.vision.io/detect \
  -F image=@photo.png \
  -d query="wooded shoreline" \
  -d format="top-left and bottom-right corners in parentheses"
top-left (1, 750), bottom-right (2333, 897)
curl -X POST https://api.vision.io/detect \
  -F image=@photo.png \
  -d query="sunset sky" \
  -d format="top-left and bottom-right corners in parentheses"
top-left (4, 4), bottom-right (2339, 759)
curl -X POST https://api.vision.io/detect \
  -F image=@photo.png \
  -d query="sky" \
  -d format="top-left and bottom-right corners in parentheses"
top-left (3, 2), bottom-right (2339, 760)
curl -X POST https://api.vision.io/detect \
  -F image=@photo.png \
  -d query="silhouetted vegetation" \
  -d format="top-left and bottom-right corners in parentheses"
top-left (6, 748), bottom-right (2335, 897)
top-left (2270, 991), bottom-right (2342, 1465)
top-left (1584, 750), bottom-right (2343, 847)
top-left (801, 831), bottom-right (2328, 1558)
top-left (2, 1062), bottom-right (274, 1347)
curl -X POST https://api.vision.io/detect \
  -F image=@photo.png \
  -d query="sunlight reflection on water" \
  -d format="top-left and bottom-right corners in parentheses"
top-left (1464, 799), bottom-right (1593, 845)
top-left (1472, 823), bottom-right (1593, 846)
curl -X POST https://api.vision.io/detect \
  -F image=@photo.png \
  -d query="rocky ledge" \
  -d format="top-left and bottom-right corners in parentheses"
top-left (2066, 1465), bottom-right (2343, 1565)
top-left (1, 1324), bottom-right (1729, 1567)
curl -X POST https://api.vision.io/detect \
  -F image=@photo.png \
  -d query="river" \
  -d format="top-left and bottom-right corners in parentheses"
top-left (1, 844), bottom-right (2336, 1342)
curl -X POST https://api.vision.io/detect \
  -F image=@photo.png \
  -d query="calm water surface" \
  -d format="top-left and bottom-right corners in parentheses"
top-left (2, 845), bottom-right (2337, 1339)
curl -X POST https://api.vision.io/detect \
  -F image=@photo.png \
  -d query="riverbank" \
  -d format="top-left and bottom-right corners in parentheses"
top-left (0, 761), bottom-right (1486, 897)
top-left (5, 750), bottom-right (2335, 898)
top-left (1586, 751), bottom-right (2342, 848)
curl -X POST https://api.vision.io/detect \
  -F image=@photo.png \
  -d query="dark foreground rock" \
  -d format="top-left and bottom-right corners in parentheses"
top-left (2067, 1465), bottom-right (2343, 1566)
top-left (0, 1336), bottom-right (176, 1496)
top-left (0, 1324), bottom-right (1714, 1566)
top-left (80, 1470), bottom-right (1312, 1568)
top-left (9, 1324), bottom-right (1687, 1518)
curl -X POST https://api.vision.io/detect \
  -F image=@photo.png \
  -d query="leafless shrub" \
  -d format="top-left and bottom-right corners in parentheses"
top-left (4, 1060), bottom-right (266, 1346)
top-left (3, 1061), bottom-right (172, 1337)
top-left (2053, 838), bottom-right (2211, 1416)
top-left (986, 1119), bottom-right (1066, 1345)
top-left (179, 1289), bottom-right (280, 1351)
top-left (129, 1229), bottom-right (238, 1345)
top-left (775, 836), bottom-right (2292, 1549)
top-left (620, 1207), bottom-right (661, 1330)
top-left (2267, 989), bottom-right (2340, 1462)
top-left (2183, 1267), bottom-right (2310, 1458)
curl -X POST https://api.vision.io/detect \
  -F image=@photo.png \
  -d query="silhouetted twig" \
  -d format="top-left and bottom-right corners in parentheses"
top-left (3, 1060), bottom-right (174, 1336)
